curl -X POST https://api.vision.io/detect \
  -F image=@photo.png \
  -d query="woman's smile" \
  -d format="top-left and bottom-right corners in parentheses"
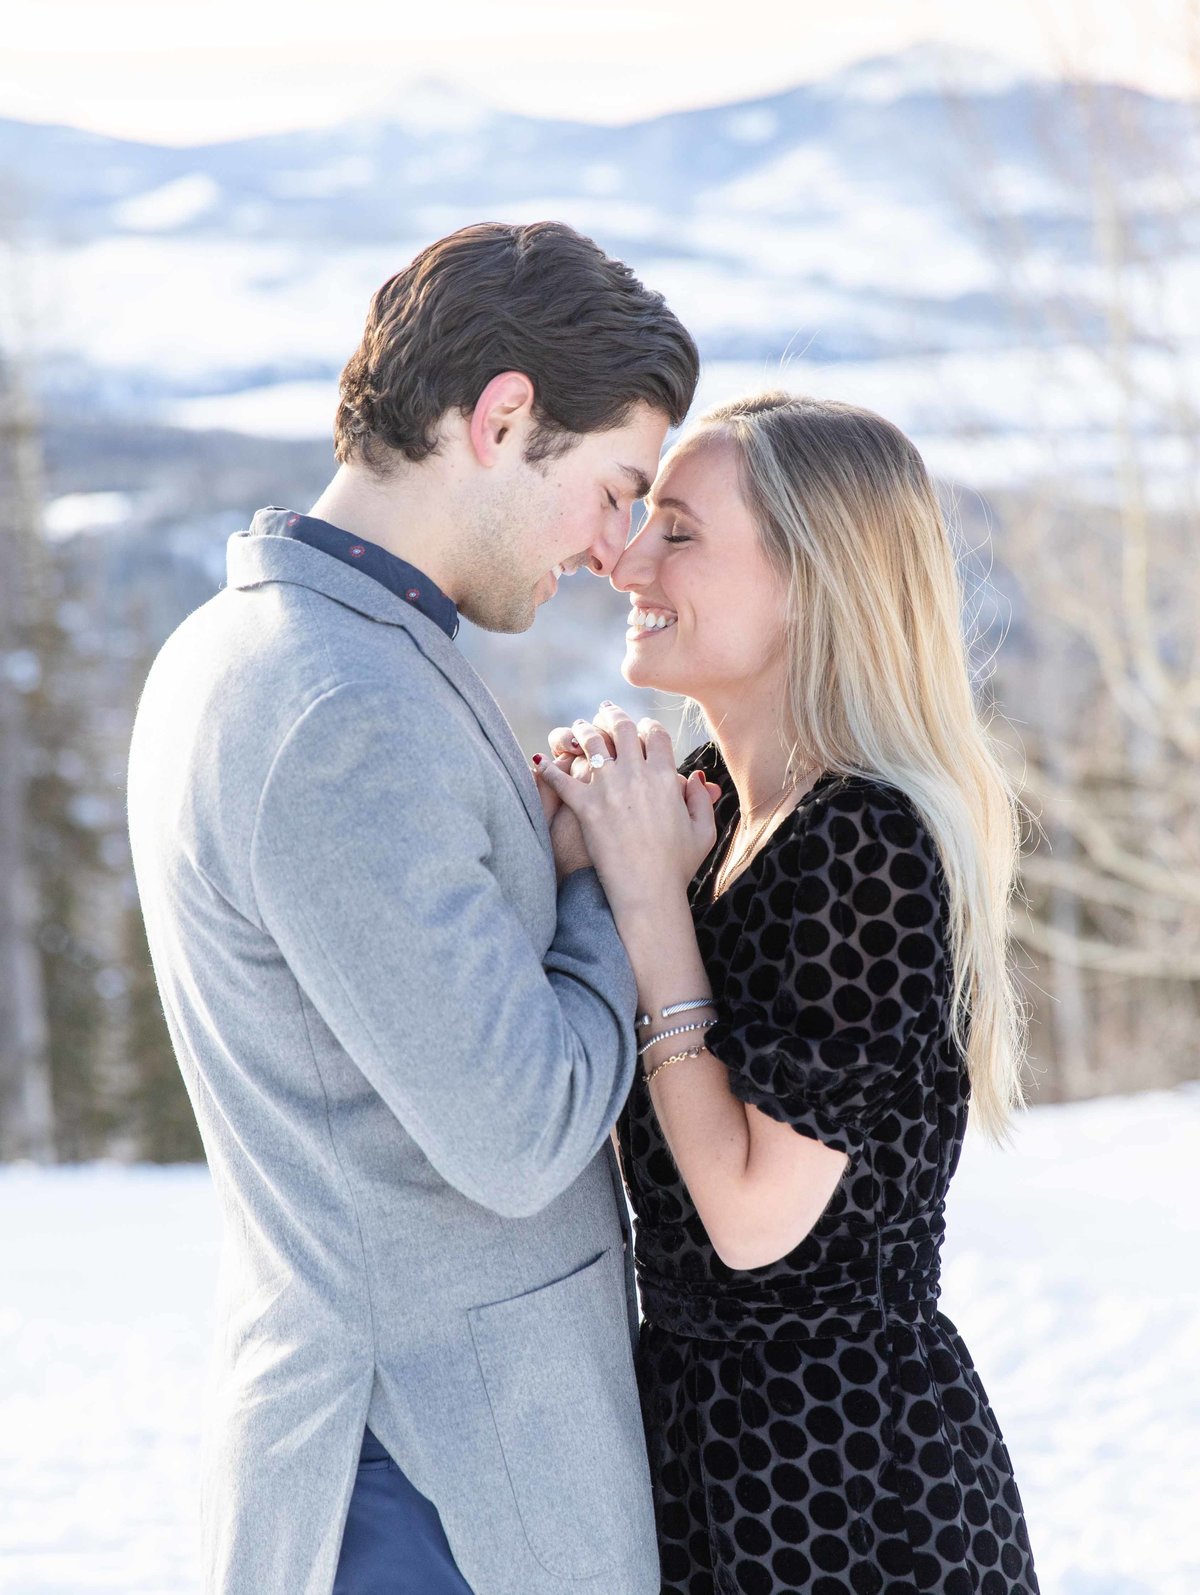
top-left (626, 602), bottom-right (678, 641)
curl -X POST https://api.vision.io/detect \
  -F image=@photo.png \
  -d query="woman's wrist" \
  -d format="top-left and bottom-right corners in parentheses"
top-left (637, 1010), bottom-right (717, 1074)
top-left (637, 1010), bottom-right (716, 1051)
top-left (610, 881), bottom-right (695, 961)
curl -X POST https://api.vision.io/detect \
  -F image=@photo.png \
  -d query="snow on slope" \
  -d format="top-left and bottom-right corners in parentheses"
top-left (828, 44), bottom-right (1044, 104)
top-left (0, 1087), bottom-right (1197, 1593)
top-left (114, 175), bottom-right (221, 232)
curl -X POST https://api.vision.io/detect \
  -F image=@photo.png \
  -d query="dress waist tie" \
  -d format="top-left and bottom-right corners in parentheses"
top-left (637, 1205), bottom-right (945, 1343)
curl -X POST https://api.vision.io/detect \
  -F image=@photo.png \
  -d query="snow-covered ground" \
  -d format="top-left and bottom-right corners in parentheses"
top-left (1, 1088), bottom-right (1197, 1594)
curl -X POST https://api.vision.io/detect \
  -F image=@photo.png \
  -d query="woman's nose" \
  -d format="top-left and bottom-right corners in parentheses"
top-left (610, 533), bottom-right (655, 593)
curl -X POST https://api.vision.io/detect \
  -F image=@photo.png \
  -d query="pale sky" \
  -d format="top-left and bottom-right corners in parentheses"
top-left (1, 0), bottom-right (1195, 145)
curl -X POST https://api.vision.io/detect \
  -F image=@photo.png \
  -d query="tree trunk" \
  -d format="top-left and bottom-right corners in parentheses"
top-left (0, 352), bottom-right (55, 1159)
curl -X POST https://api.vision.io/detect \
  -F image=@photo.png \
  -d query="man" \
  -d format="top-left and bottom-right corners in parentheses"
top-left (127, 220), bottom-right (699, 1595)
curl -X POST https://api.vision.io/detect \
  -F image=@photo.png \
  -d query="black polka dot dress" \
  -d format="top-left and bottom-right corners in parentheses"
top-left (616, 745), bottom-right (1039, 1595)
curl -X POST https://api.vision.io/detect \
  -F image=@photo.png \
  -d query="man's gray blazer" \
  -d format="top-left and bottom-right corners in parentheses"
top-left (126, 528), bottom-right (658, 1595)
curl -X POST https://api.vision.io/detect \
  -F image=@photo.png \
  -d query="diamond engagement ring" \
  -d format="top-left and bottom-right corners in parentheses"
top-left (589, 752), bottom-right (613, 768)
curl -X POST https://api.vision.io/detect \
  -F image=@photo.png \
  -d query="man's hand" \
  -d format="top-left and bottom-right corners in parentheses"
top-left (549, 802), bottom-right (592, 883)
top-left (535, 752), bottom-right (592, 880)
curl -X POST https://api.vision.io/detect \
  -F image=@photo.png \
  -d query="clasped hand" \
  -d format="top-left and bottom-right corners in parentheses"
top-left (533, 703), bottom-right (720, 910)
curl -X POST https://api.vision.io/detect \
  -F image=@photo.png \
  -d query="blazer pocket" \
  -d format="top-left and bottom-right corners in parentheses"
top-left (467, 1247), bottom-right (653, 1580)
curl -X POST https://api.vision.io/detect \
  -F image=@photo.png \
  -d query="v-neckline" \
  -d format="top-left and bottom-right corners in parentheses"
top-left (690, 760), bottom-right (842, 912)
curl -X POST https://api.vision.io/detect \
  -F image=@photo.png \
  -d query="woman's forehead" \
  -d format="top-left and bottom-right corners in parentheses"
top-left (653, 427), bottom-right (734, 492)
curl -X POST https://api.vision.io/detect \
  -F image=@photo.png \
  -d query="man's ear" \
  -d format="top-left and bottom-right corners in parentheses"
top-left (468, 371), bottom-right (537, 466)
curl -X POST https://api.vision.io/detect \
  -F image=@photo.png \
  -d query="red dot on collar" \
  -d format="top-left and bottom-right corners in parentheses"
top-left (348, 544), bottom-right (366, 558)
top-left (406, 588), bottom-right (421, 601)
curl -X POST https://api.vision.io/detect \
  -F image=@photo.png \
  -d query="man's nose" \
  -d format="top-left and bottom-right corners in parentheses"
top-left (582, 519), bottom-right (629, 579)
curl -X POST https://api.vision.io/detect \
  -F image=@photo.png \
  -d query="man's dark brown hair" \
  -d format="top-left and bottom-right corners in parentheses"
top-left (334, 221), bottom-right (700, 471)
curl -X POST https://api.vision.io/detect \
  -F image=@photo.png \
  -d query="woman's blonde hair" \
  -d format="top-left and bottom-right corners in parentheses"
top-left (695, 391), bottom-right (1026, 1137)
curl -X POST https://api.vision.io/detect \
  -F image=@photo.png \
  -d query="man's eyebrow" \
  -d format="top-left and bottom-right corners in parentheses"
top-left (619, 463), bottom-right (654, 500)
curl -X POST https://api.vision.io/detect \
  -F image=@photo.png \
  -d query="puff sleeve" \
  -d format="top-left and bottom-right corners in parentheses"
top-left (702, 781), bottom-right (949, 1157)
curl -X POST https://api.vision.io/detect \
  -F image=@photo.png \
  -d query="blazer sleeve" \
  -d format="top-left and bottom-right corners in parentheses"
top-left (249, 677), bottom-right (636, 1219)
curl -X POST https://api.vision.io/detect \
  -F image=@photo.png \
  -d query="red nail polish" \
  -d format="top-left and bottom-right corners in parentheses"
top-left (532, 754), bottom-right (543, 766)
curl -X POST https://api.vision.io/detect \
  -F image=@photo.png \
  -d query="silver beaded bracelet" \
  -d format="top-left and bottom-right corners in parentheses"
top-left (636, 1019), bottom-right (713, 1058)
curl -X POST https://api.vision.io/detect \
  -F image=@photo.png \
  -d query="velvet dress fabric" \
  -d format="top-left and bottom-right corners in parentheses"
top-left (616, 744), bottom-right (1039, 1595)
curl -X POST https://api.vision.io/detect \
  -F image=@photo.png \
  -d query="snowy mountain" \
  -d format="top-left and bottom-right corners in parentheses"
top-left (2, 45), bottom-right (1197, 493)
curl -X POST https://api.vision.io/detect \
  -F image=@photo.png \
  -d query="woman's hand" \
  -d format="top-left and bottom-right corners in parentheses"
top-left (547, 721), bottom-right (613, 783)
top-left (535, 703), bottom-right (718, 918)
top-left (534, 751), bottom-right (571, 827)
top-left (547, 716), bottom-right (721, 806)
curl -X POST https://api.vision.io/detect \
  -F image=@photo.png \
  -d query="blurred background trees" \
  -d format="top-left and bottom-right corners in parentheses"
top-left (0, 348), bottom-right (56, 1159)
top-left (0, 329), bottom-right (206, 1161)
top-left (945, 51), bottom-right (1200, 1098)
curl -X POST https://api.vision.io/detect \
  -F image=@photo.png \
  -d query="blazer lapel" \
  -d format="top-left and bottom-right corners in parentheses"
top-left (405, 624), bottom-right (552, 849)
top-left (226, 531), bottom-right (551, 850)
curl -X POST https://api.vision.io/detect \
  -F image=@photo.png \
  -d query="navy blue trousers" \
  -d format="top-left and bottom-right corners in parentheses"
top-left (333, 1426), bottom-right (474, 1594)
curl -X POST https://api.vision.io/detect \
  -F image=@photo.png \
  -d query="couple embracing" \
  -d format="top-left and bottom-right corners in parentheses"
top-left (128, 221), bottom-right (1039, 1595)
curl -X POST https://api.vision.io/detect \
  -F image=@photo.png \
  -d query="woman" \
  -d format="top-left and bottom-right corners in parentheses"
top-left (536, 392), bottom-right (1039, 1595)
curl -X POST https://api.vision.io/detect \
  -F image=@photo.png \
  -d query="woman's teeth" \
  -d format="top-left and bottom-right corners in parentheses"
top-left (628, 607), bottom-right (676, 632)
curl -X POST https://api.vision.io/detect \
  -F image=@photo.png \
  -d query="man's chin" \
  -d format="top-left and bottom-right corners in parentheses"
top-left (458, 591), bottom-right (537, 635)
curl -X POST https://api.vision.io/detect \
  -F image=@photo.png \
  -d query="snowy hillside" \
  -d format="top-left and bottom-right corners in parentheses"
top-left (1, 1087), bottom-right (1197, 1593)
top-left (3, 46), bottom-right (1197, 498)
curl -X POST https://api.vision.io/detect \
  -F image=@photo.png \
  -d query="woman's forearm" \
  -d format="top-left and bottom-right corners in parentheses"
top-left (616, 892), bottom-right (715, 1058)
top-left (612, 893), bottom-right (757, 1262)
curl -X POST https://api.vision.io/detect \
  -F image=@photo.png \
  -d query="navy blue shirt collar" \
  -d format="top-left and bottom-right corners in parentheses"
top-left (251, 507), bottom-right (460, 640)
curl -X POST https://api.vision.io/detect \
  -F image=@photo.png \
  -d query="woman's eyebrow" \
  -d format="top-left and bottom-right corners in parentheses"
top-left (643, 493), bottom-right (704, 525)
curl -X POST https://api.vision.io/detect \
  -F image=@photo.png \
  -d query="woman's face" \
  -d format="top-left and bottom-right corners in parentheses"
top-left (610, 431), bottom-right (789, 707)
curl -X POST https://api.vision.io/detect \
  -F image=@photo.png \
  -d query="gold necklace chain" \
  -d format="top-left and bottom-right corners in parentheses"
top-left (712, 782), bottom-right (799, 899)
top-left (711, 763), bottom-right (826, 900)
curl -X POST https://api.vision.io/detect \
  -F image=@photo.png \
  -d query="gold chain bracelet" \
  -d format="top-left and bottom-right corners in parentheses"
top-left (644, 1043), bottom-right (707, 1087)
